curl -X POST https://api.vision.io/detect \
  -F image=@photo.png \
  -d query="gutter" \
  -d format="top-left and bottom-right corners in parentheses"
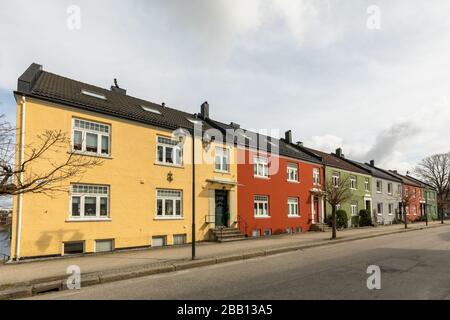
top-left (13, 96), bottom-right (26, 261)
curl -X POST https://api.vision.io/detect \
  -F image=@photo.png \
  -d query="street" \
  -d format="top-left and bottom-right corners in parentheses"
top-left (27, 225), bottom-right (450, 300)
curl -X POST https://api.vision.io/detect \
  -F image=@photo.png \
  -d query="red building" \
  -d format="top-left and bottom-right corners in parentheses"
top-left (237, 131), bottom-right (324, 237)
top-left (389, 171), bottom-right (423, 222)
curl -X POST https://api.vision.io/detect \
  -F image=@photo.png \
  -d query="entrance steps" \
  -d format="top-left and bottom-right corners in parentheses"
top-left (310, 223), bottom-right (331, 232)
top-left (212, 227), bottom-right (246, 242)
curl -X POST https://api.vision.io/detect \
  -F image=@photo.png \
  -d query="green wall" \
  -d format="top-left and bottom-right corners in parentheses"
top-left (324, 166), bottom-right (372, 226)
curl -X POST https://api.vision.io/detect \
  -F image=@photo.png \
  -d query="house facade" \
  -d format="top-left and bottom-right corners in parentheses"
top-left (346, 160), bottom-right (403, 225)
top-left (236, 131), bottom-right (324, 237)
top-left (305, 148), bottom-right (372, 227)
top-left (406, 176), bottom-right (438, 220)
top-left (11, 64), bottom-right (239, 259)
top-left (388, 171), bottom-right (422, 222)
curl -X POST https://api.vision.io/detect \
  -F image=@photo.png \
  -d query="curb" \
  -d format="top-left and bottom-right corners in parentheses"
top-left (0, 223), bottom-right (447, 300)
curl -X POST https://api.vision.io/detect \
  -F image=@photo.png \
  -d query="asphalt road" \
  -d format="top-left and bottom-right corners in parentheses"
top-left (28, 225), bottom-right (450, 300)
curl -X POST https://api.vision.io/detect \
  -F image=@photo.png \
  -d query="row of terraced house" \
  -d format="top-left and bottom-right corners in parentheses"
top-left (9, 64), bottom-right (438, 260)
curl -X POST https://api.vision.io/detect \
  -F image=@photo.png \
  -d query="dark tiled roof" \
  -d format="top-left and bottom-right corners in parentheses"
top-left (387, 171), bottom-right (422, 187)
top-left (344, 160), bottom-right (402, 182)
top-left (304, 147), bottom-right (370, 175)
top-left (405, 175), bottom-right (436, 190)
top-left (207, 119), bottom-right (322, 164)
top-left (20, 70), bottom-right (213, 132)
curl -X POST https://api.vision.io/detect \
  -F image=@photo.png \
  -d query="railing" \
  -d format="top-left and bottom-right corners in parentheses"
top-left (237, 214), bottom-right (248, 235)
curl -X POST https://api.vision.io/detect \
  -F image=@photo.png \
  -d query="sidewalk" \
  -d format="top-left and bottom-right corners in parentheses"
top-left (1, 221), bottom-right (446, 292)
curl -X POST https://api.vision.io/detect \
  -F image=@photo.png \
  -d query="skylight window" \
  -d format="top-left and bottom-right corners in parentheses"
top-left (141, 105), bottom-right (162, 115)
top-left (187, 118), bottom-right (202, 124)
top-left (81, 89), bottom-right (106, 100)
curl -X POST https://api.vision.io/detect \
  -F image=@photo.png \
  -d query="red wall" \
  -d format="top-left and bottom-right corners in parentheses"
top-left (237, 148), bottom-right (324, 236)
top-left (404, 184), bottom-right (422, 222)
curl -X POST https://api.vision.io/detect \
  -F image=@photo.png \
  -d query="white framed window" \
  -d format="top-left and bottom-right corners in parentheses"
top-left (364, 178), bottom-right (370, 191)
top-left (156, 189), bottom-right (182, 218)
top-left (376, 180), bottom-right (383, 193)
top-left (313, 168), bottom-right (321, 185)
top-left (413, 205), bottom-right (417, 216)
top-left (254, 195), bottom-right (269, 217)
top-left (215, 147), bottom-right (230, 172)
top-left (254, 156), bottom-right (269, 178)
top-left (332, 172), bottom-right (340, 187)
top-left (377, 203), bottom-right (383, 215)
top-left (287, 163), bottom-right (298, 182)
top-left (351, 203), bottom-right (358, 216)
top-left (387, 183), bottom-right (393, 195)
top-left (288, 197), bottom-right (299, 217)
top-left (73, 118), bottom-right (111, 156)
top-left (156, 136), bottom-right (183, 166)
top-left (405, 187), bottom-right (409, 197)
top-left (388, 203), bottom-right (394, 215)
top-left (350, 176), bottom-right (357, 190)
top-left (70, 184), bottom-right (109, 219)
top-left (335, 204), bottom-right (341, 211)
top-left (413, 189), bottom-right (417, 198)
top-left (397, 184), bottom-right (402, 195)
top-left (405, 206), bottom-right (410, 215)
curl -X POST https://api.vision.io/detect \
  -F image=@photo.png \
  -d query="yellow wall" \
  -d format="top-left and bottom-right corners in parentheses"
top-left (11, 96), bottom-right (237, 259)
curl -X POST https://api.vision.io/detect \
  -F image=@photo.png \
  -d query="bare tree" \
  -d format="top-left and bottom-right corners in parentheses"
top-left (400, 186), bottom-right (415, 229)
top-left (324, 174), bottom-right (352, 239)
top-left (414, 153), bottom-right (450, 224)
top-left (1, 115), bottom-right (102, 197)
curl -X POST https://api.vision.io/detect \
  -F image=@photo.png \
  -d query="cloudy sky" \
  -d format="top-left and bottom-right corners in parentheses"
top-left (1, 0), bottom-right (450, 176)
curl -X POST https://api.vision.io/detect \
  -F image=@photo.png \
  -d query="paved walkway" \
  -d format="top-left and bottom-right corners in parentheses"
top-left (0, 222), bottom-right (445, 287)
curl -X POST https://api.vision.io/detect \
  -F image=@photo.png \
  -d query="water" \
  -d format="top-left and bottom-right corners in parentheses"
top-left (0, 228), bottom-right (11, 259)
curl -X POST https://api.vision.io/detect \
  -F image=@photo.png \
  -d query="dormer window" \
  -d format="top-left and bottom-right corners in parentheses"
top-left (81, 89), bottom-right (106, 100)
top-left (141, 105), bottom-right (162, 115)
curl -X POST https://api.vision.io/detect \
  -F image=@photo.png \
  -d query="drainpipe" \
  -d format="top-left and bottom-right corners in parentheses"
top-left (191, 132), bottom-right (196, 260)
top-left (14, 96), bottom-right (26, 261)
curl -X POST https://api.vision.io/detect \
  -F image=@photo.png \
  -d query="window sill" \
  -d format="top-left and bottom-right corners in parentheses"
top-left (254, 216), bottom-right (271, 219)
top-left (288, 215), bottom-right (301, 218)
top-left (66, 218), bottom-right (112, 222)
top-left (287, 180), bottom-right (300, 184)
top-left (154, 162), bottom-right (184, 169)
top-left (254, 176), bottom-right (270, 180)
top-left (154, 217), bottom-right (184, 221)
top-left (214, 170), bottom-right (231, 175)
top-left (70, 151), bottom-right (112, 159)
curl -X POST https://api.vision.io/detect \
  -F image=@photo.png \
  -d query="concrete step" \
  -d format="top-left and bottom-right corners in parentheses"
top-left (212, 228), bottom-right (246, 242)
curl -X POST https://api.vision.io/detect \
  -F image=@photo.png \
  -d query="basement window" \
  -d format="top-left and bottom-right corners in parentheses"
top-left (173, 234), bottom-right (187, 245)
top-left (152, 236), bottom-right (167, 247)
top-left (81, 89), bottom-right (106, 100)
top-left (63, 241), bottom-right (85, 255)
top-left (95, 239), bottom-right (114, 253)
top-left (141, 105), bottom-right (162, 115)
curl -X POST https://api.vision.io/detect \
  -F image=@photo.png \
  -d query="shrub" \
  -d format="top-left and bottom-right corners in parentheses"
top-left (326, 210), bottom-right (348, 229)
top-left (358, 209), bottom-right (372, 227)
top-left (351, 216), bottom-right (360, 227)
top-left (336, 210), bottom-right (349, 229)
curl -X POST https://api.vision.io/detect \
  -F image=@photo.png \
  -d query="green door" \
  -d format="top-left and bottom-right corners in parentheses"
top-left (215, 190), bottom-right (229, 227)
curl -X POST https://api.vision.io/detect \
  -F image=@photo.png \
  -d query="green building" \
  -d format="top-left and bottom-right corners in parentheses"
top-left (306, 148), bottom-right (372, 227)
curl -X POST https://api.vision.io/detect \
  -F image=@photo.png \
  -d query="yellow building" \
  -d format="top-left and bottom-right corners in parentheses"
top-left (11, 63), bottom-right (238, 259)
